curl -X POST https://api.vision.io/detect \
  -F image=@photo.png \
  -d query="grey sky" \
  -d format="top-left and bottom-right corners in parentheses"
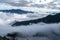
top-left (0, 0), bottom-right (60, 9)
top-left (0, 0), bottom-right (54, 6)
top-left (0, 0), bottom-right (30, 6)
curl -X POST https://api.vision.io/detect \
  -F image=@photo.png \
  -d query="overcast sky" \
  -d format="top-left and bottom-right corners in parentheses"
top-left (0, 0), bottom-right (60, 10)
top-left (0, 0), bottom-right (54, 6)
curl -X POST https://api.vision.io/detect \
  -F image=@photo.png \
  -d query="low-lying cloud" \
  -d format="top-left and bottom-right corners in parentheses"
top-left (0, 12), bottom-right (60, 40)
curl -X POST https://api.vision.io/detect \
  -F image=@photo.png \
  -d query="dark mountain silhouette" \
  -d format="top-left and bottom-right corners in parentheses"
top-left (11, 13), bottom-right (60, 26)
top-left (0, 9), bottom-right (34, 14)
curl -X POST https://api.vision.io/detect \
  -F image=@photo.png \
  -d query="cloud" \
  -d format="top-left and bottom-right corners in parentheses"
top-left (0, 0), bottom-right (60, 11)
top-left (0, 0), bottom-right (30, 6)
top-left (0, 11), bottom-right (60, 40)
top-left (0, 0), bottom-right (60, 40)
top-left (0, 12), bottom-right (49, 24)
top-left (0, 0), bottom-right (55, 7)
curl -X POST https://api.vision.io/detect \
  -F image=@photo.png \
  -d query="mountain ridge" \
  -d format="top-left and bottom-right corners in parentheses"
top-left (0, 9), bottom-right (34, 14)
top-left (12, 13), bottom-right (60, 26)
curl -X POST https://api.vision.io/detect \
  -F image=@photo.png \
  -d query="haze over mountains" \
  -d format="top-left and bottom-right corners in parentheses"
top-left (11, 13), bottom-right (60, 26)
top-left (0, 0), bottom-right (60, 40)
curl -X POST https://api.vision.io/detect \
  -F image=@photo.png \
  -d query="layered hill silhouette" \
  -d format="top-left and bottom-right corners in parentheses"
top-left (12, 13), bottom-right (60, 26)
top-left (0, 9), bottom-right (34, 14)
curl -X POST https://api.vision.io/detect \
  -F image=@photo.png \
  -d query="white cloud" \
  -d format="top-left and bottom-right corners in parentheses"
top-left (0, 0), bottom-right (60, 12)
top-left (0, 0), bottom-right (60, 40)
top-left (0, 0), bottom-right (58, 7)
top-left (0, 10), bottom-right (60, 40)
top-left (0, 12), bottom-right (49, 25)
top-left (0, 3), bottom-right (17, 10)
top-left (30, 0), bottom-right (53, 4)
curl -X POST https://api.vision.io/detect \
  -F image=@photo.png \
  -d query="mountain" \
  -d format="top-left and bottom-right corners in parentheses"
top-left (12, 13), bottom-right (60, 26)
top-left (0, 9), bottom-right (34, 14)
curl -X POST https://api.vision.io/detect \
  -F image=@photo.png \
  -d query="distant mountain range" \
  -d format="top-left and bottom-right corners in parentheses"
top-left (0, 9), bottom-right (34, 14)
top-left (12, 13), bottom-right (60, 26)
